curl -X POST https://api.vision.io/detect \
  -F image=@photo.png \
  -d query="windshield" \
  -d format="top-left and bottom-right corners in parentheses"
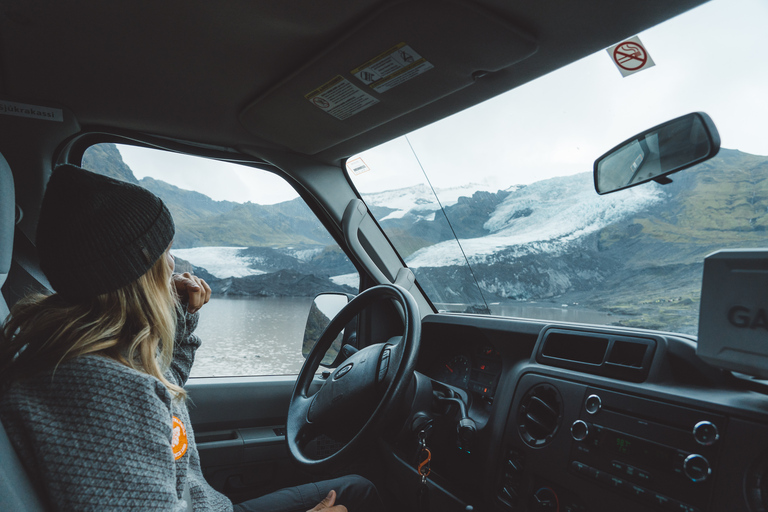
top-left (348, 0), bottom-right (768, 336)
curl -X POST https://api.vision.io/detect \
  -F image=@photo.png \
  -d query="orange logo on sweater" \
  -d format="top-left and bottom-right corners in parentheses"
top-left (172, 416), bottom-right (188, 460)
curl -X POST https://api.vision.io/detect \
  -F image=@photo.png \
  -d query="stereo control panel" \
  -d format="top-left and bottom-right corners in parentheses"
top-left (498, 374), bottom-right (729, 512)
top-left (567, 386), bottom-right (724, 512)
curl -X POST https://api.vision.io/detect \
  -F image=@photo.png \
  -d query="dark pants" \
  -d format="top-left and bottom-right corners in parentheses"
top-left (233, 475), bottom-right (384, 512)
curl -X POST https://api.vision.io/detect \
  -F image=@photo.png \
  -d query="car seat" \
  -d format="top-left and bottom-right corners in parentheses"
top-left (0, 151), bottom-right (48, 511)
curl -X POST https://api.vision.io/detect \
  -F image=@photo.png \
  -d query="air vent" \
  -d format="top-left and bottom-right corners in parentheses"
top-left (517, 383), bottom-right (563, 447)
top-left (537, 329), bottom-right (656, 383)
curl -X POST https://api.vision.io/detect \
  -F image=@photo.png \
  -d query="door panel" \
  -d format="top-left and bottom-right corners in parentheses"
top-left (186, 375), bottom-right (323, 502)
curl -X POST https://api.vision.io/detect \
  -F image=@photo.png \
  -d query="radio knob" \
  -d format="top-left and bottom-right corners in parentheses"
top-left (683, 454), bottom-right (711, 482)
top-left (693, 421), bottom-right (719, 446)
top-left (571, 420), bottom-right (589, 441)
top-left (585, 394), bottom-right (602, 415)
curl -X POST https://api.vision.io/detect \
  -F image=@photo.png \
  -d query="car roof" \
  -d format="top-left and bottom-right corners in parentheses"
top-left (0, 0), bottom-right (709, 165)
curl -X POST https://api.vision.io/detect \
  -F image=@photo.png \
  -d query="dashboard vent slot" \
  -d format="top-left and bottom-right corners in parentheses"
top-left (537, 329), bottom-right (657, 382)
top-left (517, 383), bottom-right (562, 447)
top-left (607, 340), bottom-right (647, 368)
top-left (541, 332), bottom-right (608, 364)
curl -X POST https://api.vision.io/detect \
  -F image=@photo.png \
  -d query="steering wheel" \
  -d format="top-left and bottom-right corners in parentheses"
top-left (287, 284), bottom-right (421, 470)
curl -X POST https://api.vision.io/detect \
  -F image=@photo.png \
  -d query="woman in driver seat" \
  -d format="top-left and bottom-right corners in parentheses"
top-left (0, 165), bottom-right (384, 512)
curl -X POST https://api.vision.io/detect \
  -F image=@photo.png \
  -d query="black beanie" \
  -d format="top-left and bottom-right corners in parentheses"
top-left (36, 165), bottom-right (175, 299)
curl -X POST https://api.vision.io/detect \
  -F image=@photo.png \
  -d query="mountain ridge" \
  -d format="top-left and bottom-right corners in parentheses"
top-left (83, 143), bottom-right (768, 333)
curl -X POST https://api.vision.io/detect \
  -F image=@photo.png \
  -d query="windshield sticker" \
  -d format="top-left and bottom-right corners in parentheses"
top-left (351, 42), bottom-right (434, 94)
top-left (346, 157), bottom-right (370, 176)
top-left (0, 100), bottom-right (63, 122)
top-left (607, 36), bottom-right (656, 77)
top-left (305, 75), bottom-right (379, 120)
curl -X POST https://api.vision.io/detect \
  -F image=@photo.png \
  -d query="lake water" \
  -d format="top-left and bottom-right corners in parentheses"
top-left (191, 296), bottom-right (313, 378)
top-left (190, 297), bottom-right (624, 378)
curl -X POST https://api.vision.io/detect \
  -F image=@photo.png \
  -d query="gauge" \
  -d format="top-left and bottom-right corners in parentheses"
top-left (436, 354), bottom-right (471, 389)
top-left (479, 344), bottom-right (500, 358)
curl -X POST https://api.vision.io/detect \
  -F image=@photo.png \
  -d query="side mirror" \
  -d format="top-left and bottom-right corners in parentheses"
top-left (302, 292), bottom-right (350, 367)
top-left (594, 112), bottom-right (720, 195)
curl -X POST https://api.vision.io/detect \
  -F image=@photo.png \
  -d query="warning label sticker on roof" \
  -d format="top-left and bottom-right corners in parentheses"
top-left (305, 76), bottom-right (379, 120)
top-left (352, 43), bottom-right (434, 93)
top-left (607, 36), bottom-right (656, 77)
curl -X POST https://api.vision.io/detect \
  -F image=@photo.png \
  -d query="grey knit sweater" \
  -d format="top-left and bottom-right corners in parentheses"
top-left (0, 308), bottom-right (233, 512)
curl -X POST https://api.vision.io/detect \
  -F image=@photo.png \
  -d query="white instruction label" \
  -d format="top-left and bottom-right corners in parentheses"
top-left (346, 157), bottom-right (370, 176)
top-left (352, 43), bottom-right (434, 93)
top-left (0, 100), bottom-right (63, 122)
top-left (305, 76), bottom-right (379, 120)
top-left (607, 36), bottom-right (656, 78)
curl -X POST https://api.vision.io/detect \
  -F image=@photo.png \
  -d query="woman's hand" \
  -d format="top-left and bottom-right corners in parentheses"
top-left (307, 490), bottom-right (347, 512)
top-left (172, 272), bottom-right (211, 314)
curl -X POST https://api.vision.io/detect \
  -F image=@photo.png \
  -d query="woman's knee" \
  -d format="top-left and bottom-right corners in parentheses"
top-left (333, 475), bottom-right (383, 511)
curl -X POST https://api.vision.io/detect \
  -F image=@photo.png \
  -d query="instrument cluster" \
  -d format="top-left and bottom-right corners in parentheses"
top-left (428, 343), bottom-right (502, 398)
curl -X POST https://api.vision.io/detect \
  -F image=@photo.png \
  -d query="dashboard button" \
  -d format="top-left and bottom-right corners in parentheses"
top-left (672, 502), bottom-right (700, 512)
top-left (571, 460), bottom-right (590, 475)
top-left (575, 443), bottom-right (591, 455)
top-left (683, 454), bottom-right (711, 483)
top-left (585, 394), bottom-right (602, 414)
top-left (571, 420), bottom-right (589, 441)
top-left (595, 469), bottom-right (613, 485)
top-left (617, 477), bottom-right (635, 493)
top-left (627, 484), bottom-right (649, 501)
top-left (693, 421), bottom-right (719, 446)
top-left (608, 475), bottom-right (626, 489)
top-left (650, 493), bottom-right (672, 508)
top-left (623, 463), bottom-right (651, 481)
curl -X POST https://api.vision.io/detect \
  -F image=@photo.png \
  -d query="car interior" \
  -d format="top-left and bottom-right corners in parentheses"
top-left (2, 0), bottom-right (768, 511)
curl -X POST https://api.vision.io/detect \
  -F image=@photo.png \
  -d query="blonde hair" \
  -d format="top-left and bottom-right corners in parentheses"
top-left (0, 252), bottom-right (185, 398)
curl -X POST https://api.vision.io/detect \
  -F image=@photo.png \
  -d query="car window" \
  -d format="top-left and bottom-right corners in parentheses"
top-left (347, 0), bottom-right (768, 336)
top-left (82, 143), bottom-right (358, 377)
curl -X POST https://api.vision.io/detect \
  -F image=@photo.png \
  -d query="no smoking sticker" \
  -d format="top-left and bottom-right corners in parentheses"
top-left (608, 36), bottom-right (655, 77)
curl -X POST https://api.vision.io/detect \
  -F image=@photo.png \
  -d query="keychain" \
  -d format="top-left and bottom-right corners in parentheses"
top-left (417, 428), bottom-right (432, 511)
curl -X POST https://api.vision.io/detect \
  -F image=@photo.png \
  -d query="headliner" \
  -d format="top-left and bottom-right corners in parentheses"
top-left (0, 0), bottom-right (709, 164)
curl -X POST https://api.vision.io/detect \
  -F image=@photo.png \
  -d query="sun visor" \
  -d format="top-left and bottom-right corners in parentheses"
top-left (239, 0), bottom-right (537, 155)
top-left (697, 249), bottom-right (768, 378)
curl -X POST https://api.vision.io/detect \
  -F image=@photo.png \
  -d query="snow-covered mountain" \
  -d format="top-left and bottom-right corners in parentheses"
top-left (88, 141), bottom-right (768, 334)
top-left (361, 182), bottom-right (508, 221)
top-left (406, 172), bottom-right (663, 268)
top-left (173, 247), bottom-right (266, 278)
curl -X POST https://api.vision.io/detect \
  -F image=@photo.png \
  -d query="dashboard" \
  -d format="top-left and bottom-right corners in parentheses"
top-left (382, 314), bottom-right (768, 512)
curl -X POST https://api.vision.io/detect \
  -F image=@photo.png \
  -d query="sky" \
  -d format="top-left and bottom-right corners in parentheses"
top-left (352, 0), bottom-right (768, 195)
top-left (119, 0), bottom-right (768, 205)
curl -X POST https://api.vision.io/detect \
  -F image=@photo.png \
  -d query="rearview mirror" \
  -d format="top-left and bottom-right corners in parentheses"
top-left (594, 112), bottom-right (720, 195)
top-left (302, 293), bottom-right (349, 367)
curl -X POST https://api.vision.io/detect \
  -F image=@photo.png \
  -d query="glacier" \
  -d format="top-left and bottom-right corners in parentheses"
top-left (363, 182), bottom-right (508, 221)
top-left (406, 173), bottom-right (664, 268)
top-left (172, 247), bottom-right (266, 278)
